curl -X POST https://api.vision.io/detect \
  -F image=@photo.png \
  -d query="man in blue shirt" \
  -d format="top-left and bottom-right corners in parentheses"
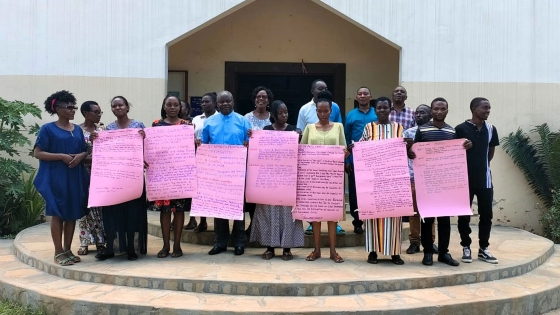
top-left (344, 86), bottom-right (378, 234)
top-left (202, 91), bottom-right (251, 256)
top-left (296, 79), bottom-right (343, 131)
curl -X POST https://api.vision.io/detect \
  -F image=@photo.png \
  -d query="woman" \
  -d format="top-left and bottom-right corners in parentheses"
top-left (95, 96), bottom-right (148, 261)
top-left (359, 97), bottom-right (405, 265)
top-left (77, 101), bottom-right (106, 255)
top-left (152, 95), bottom-right (192, 258)
top-left (249, 101), bottom-right (304, 261)
top-left (33, 90), bottom-right (89, 266)
top-left (301, 91), bottom-right (349, 263)
top-left (179, 100), bottom-right (192, 123)
top-left (244, 86), bottom-right (274, 235)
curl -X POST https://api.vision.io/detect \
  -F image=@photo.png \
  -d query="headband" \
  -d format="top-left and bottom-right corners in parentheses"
top-left (51, 99), bottom-right (56, 112)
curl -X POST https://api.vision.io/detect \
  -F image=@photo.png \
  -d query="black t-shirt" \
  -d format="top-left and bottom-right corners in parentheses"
top-left (455, 120), bottom-right (499, 189)
top-left (263, 124), bottom-right (297, 131)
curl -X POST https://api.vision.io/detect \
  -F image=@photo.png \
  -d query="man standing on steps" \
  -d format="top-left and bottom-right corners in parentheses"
top-left (411, 97), bottom-right (472, 267)
top-left (455, 97), bottom-right (500, 264)
top-left (297, 79), bottom-right (345, 236)
top-left (403, 104), bottom-right (438, 255)
top-left (344, 87), bottom-right (378, 234)
top-left (201, 91), bottom-right (251, 256)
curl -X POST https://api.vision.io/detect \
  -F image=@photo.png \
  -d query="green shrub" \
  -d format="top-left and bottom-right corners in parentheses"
top-left (2, 170), bottom-right (46, 234)
top-left (0, 299), bottom-right (48, 315)
top-left (541, 191), bottom-right (560, 244)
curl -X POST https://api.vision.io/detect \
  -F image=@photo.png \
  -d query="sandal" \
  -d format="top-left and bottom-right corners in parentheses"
top-left (336, 224), bottom-right (346, 236)
top-left (391, 255), bottom-right (405, 265)
top-left (64, 250), bottom-right (81, 263)
top-left (282, 251), bottom-right (293, 261)
top-left (305, 251), bottom-right (321, 261)
top-left (330, 253), bottom-right (344, 263)
top-left (171, 249), bottom-right (183, 258)
top-left (194, 222), bottom-right (207, 233)
top-left (77, 246), bottom-right (88, 256)
top-left (54, 252), bottom-right (74, 266)
top-left (367, 252), bottom-right (378, 264)
top-left (157, 249), bottom-right (170, 258)
top-left (261, 250), bottom-right (275, 260)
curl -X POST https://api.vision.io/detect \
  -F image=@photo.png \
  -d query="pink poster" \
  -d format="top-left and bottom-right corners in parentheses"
top-left (353, 138), bottom-right (414, 219)
top-left (292, 145), bottom-right (345, 221)
top-left (412, 139), bottom-right (473, 218)
top-left (245, 130), bottom-right (299, 206)
top-left (144, 125), bottom-right (197, 201)
top-left (190, 144), bottom-right (247, 220)
top-left (88, 129), bottom-right (144, 207)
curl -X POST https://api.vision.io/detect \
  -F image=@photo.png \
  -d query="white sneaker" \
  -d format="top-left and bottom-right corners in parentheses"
top-left (461, 246), bottom-right (472, 263)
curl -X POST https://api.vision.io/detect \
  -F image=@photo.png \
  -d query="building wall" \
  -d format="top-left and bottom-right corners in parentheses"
top-left (1, 0), bottom-right (560, 233)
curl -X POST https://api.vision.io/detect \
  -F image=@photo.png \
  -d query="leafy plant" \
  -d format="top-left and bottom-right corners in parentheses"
top-left (2, 170), bottom-right (46, 234)
top-left (0, 97), bottom-right (42, 235)
top-left (541, 191), bottom-right (560, 244)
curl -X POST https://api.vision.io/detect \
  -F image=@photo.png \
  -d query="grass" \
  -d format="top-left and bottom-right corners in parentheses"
top-left (0, 300), bottom-right (47, 315)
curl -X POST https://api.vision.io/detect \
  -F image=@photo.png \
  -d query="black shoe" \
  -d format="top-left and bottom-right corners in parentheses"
top-left (95, 251), bottom-right (114, 261)
top-left (185, 219), bottom-right (197, 230)
top-left (234, 246), bottom-right (245, 256)
top-left (354, 226), bottom-right (364, 234)
top-left (422, 253), bottom-right (433, 266)
top-left (406, 243), bottom-right (420, 254)
top-left (367, 252), bottom-right (378, 264)
top-left (438, 253), bottom-right (460, 266)
top-left (127, 252), bottom-right (138, 261)
top-left (208, 246), bottom-right (226, 255)
top-left (433, 244), bottom-right (439, 254)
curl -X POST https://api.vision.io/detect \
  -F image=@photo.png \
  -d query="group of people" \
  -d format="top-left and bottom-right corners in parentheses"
top-left (34, 80), bottom-right (499, 268)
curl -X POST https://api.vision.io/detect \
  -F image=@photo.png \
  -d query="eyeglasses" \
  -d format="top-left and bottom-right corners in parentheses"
top-left (90, 110), bottom-right (103, 115)
top-left (256, 95), bottom-right (268, 100)
top-left (62, 106), bottom-right (78, 110)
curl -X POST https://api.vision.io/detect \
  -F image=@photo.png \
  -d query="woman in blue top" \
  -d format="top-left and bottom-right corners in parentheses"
top-left (33, 90), bottom-right (89, 266)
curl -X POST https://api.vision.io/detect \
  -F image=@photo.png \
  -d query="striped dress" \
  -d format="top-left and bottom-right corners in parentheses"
top-left (360, 121), bottom-right (404, 255)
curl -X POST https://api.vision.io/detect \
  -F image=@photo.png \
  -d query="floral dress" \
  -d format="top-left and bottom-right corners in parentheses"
top-left (150, 119), bottom-right (192, 213)
top-left (78, 124), bottom-right (106, 247)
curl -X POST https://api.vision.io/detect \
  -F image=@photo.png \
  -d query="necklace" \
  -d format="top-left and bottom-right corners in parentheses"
top-left (56, 122), bottom-right (74, 137)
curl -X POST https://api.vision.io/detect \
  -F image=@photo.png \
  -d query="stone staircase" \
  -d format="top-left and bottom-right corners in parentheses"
top-left (1, 216), bottom-right (560, 314)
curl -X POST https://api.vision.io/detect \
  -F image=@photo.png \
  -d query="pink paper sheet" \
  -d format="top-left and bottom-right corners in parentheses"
top-left (353, 138), bottom-right (414, 219)
top-left (245, 130), bottom-right (299, 206)
top-left (412, 139), bottom-right (473, 218)
top-left (88, 129), bottom-right (144, 207)
top-left (144, 125), bottom-right (197, 201)
top-left (292, 145), bottom-right (345, 221)
top-left (190, 144), bottom-right (247, 220)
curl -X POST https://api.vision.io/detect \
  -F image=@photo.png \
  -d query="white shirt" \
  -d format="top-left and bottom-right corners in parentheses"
top-left (192, 111), bottom-right (217, 139)
top-left (296, 99), bottom-right (343, 131)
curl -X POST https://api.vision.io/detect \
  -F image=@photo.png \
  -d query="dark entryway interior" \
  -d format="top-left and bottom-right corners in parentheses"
top-left (225, 62), bottom-right (346, 126)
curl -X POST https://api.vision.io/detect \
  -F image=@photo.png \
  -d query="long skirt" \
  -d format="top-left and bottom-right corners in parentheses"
top-left (78, 207), bottom-right (105, 246)
top-left (365, 217), bottom-right (402, 256)
top-left (250, 204), bottom-right (304, 248)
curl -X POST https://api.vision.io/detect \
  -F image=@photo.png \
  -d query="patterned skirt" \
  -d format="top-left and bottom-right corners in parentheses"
top-left (364, 217), bottom-right (403, 256)
top-left (250, 204), bottom-right (305, 248)
top-left (78, 207), bottom-right (105, 246)
top-left (151, 199), bottom-right (191, 212)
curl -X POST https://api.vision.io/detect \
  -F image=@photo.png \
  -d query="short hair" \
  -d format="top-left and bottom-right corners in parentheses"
top-left (80, 101), bottom-right (99, 117)
top-left (160, 95), bottom-right (181, 119)
top-left (375, 96), bottom-right (391, 107)
top-left (269, 100), bottom-right (287, 124)
top-left (316, 90), bottom-right (333, 108)
top-left (311, 79), bottom-right (326, 90)
top-left (111, 96), bottom-right (130, 107)
top-left (416, 104), bottom-right (430, 112)
top-left (217, 90), bottom-right (233, 99)
top-left (180, 100), bottom-right (191, 119)
top-left (44, 90), bottom-right (76, 115)
top-left (356, 86), bottom-right (371, 94)
top-left (430, 97), bottom-right (448, 108)
top-left (202, 92), bottom-right (217, 104)
top-left (251, 86), bottom-right (274, 106)
top-left (470, 97), bottom-right (489, 111)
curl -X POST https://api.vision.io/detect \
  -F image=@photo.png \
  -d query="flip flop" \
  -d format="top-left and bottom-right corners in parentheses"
top-left (157, 249), bottom-right (170, 258)
top-left (261, 250), bottom-right (275, 260)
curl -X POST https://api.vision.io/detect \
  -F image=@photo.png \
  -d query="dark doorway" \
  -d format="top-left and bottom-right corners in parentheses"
top-left (225, 62), bottom-right (346, 126)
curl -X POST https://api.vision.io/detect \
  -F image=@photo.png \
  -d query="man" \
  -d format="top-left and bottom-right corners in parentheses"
top-left (403, 105), bottom-right (437, 255)
top-left (455, 97), bottom-right (500, 264)
top-left (411, 97), bottom-right (472, 267)
top-left (297, 80), bottom-right (344, 236)
top-left (390, 86), bottom-right (416, 130)
top-left (344, 87), bottom-right (378, 234)
top-left (201, 91), bottom-right (251, 256)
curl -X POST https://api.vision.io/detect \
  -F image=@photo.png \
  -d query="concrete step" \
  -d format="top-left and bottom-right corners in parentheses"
top-left (2, 239), bottom-right (560, 314)
top-left (14, 223), bottom-right (554, 296)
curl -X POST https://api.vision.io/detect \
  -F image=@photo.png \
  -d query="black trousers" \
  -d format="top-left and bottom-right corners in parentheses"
top-left (214, 217), bottom-right (246, 249)
top-left (421, 216), bottom-right (450, 257)
top-left (458, 188), bottom-right (493, 248)
top-left (347, 164), bottom-right (363, 228)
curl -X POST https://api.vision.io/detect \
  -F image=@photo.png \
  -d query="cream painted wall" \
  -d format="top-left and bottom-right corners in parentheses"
top-left (168, 0), bottom-right (400, 111)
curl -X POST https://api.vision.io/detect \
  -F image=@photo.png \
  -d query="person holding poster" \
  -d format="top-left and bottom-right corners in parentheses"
top-left (151, 95), bottom-right (193, 259)
top-left (249, 100), bottom-right (304, 261)
top-left (411, 97), bottom-right (472, 267)
top-left (94, 96), bottom-right (148, 261)
top-left (201, 90), bottom-right (251, 256)
top-left (455, 98), bottom-right (500, 264)
top-left (77, 100), bottom-right (106, 256)
top-left (301, 91), bottom-right (349, 263)
top-left (33, 90), bottom-right (89, 266)
top-left (187, 92), bottom-right (218, 232)
top-left (344, 86), bottom-right (378, 235)
top-left (358, 97), bottom-right (405, 265)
